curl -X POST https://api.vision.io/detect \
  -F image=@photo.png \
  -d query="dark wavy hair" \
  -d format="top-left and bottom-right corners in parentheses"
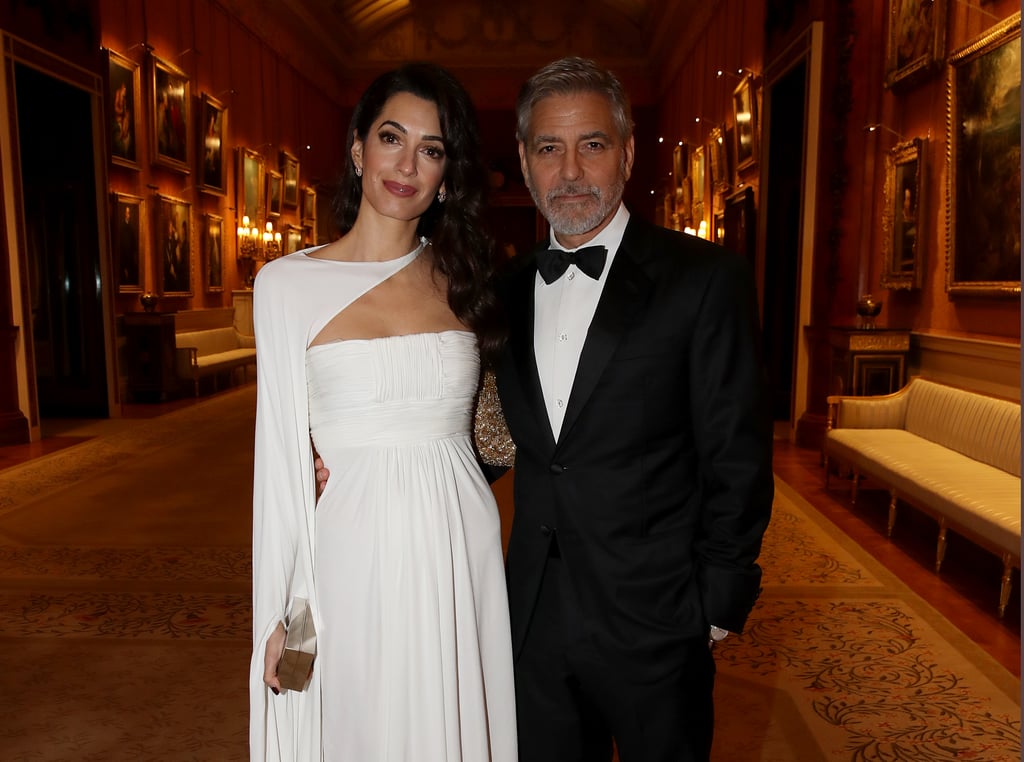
top-left (332, 62), bottom-right (504, 364)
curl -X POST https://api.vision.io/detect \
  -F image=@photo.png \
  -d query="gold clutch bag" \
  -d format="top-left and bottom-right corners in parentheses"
top-left (277, 596), bottom-right (316, 693)
top-left (473, 369), bottom-right (516, 468)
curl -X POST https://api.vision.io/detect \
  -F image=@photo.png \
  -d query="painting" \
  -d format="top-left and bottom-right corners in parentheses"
top-left (723, 186), bottom-right (756, 261)
top-left (690, 144), bottom-right (705, 227)
top-left (267, 169), bottom-right (283, 218)
top-left (238, 147), bottom-right (264, 227)
top-left (203, 213), bottom-right (224, 292)
top-left (150, 55), bottom-right (190, 173)
top-left (284, 224), bottom-right (304, 255)
top-left (302, 187), bottom-right (317, 244)
top-left (281, 150), bottom-right (300, 208)
top-left (112, 192), bottom-right (144, 293)
top-left (154, 194), bottom-right (192, 296)
top-left (732, 75), bottom-right (759, 172)
top-left (708, 124), bottom-right (729, 192)
top-left (881, 138), bottom-right (925, 290)
top-left (885, 0), bottom-right (946, 90)
top-left (107, 50), bottom-right (139, 168)
top-left (199, 93), bottom-right (226, 195)
top-left (945, 13), bottom-right (1021, 296)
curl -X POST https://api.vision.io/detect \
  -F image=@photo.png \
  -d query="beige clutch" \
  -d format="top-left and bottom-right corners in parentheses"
top-left (277, 596), bottom-right (316, 693)
top-left (473, 370), bottom-right (516, 468)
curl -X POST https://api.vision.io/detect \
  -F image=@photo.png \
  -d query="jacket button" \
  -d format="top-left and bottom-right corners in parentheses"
top-left (539, 525), bottom-right (553, 536)
top-left (549, 463), bottom-right (566, 474)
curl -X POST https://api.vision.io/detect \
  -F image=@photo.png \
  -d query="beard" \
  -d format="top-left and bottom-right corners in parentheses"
top-left (527, 165), bottom-right (627, 238)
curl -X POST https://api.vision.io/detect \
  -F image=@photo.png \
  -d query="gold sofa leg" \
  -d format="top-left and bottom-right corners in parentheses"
top-left (935, 518), bottom-right (948, 573)
top-left (998, 554), bottom-right (1013, 618)
top-left (850, 471), bottom-right (860, 505)
top-left (886, 490), bottom-right (898, 537)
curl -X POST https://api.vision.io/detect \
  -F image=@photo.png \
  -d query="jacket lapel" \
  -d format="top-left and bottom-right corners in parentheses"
top-left (557, 223), bottom-right (653, 445)
top-left (505, 250), bottom-right (557, 451)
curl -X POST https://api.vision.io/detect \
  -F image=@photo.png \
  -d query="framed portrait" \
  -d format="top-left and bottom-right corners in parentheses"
top-left (107, 50), bottom-right (139, 169)
top-left (199, 93), bottom-right (226, 194)
top-left (112, 192), bottom-right (144, 293)
top-left (723, 186), bottom-right (756, 260)
top-left (237, 147), bottom-right (265, 227)
top-left (281, 150), bottom-right (300, 208)
top-left (881, 138), bottom-right (925, 290)
top-left (302, 187), bottom-right (317, 243)
top-left (154, 194), bottom-right (192, 296)
top-left (203, 213), bottom-right (224, 292)
top-left (707, 125), bottom-right (729, 192)
top-left (690, 144), bottom-right (705, 225)
top-left (945, 14), bottom-right (1021, 296)
top-left (150, 55), bottom-right (190, 173)
top-left (732, 75), bottom-right (759, 172)
top-left (284, 224), bottom-right (304, 255)
top-left (885, 0), bottom-right (946, 91)
top-left (267, 169), bottom-right (283, 218)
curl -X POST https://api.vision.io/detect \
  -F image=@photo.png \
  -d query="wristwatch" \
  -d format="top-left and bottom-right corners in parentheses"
top-left (708, 625), bottom-right (730, 649)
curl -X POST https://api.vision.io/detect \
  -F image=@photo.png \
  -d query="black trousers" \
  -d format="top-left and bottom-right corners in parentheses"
top-left (514, 553), bottom-right (715, 762)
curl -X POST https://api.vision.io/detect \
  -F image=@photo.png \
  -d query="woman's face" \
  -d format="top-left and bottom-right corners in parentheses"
top-left (352, 91), bottom-right (448, 224)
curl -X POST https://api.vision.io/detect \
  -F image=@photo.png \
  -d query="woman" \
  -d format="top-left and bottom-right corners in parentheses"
top-left (249, 63), bottom-right (517, 761)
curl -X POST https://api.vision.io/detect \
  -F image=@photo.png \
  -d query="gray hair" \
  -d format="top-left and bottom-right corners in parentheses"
top-left (515, 56), bottom-right (634, 144)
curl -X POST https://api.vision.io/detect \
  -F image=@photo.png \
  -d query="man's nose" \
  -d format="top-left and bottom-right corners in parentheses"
top-left (560, 151), bottom-right (582, 181)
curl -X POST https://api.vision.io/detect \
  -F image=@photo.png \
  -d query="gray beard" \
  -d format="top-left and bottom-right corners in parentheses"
top-left (529, 176), bottom-right (625, 238)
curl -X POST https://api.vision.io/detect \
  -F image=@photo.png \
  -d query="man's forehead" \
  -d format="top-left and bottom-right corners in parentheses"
top-left (527, 92), bottom-right (616, 137)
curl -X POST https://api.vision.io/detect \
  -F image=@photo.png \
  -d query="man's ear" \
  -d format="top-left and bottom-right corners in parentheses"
top-left (518, 141), bottom-right (530, 185)
top-left (623, 134), bottom-right (635, 183)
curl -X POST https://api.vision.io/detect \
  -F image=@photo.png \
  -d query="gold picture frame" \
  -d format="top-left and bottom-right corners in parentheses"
top-left (107, 49), bottom-right (140, 169)
top-left (732, 75), bottom-right (759, 172)
top-left (154, 194), bottom-right (192, 297)
top-left (150, 54), bottom-right (190, 174)
top-left (881, 138), bottom-right (925, 290)
top-left (945, 13), bottom-right (1021, 297)
top-left (885, 0), bottom-right (946, 91)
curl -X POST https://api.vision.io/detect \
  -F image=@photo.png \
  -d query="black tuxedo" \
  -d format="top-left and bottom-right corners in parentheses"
top-left (496, 215), bottom-right (774, 759)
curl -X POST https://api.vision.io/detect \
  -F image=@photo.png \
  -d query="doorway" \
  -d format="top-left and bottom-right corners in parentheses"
top-left (15, 62), bottom-right (107, 417)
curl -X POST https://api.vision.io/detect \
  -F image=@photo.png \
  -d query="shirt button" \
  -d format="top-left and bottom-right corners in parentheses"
top-left (556, 399), bottom-right (564, 408)
top-left (567, 271), bottom-right (575, 281)
top-left (559, 332), bottom-right (568, 341)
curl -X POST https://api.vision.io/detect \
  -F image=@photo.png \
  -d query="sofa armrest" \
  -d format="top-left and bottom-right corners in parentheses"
top-left (827, 388), bottom-right (909, 431)
top-left (235, 331), bottom-right (255, 349)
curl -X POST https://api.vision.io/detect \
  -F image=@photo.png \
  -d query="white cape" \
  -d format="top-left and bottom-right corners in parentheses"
top-left (248, 243), bottom-right (423, 761)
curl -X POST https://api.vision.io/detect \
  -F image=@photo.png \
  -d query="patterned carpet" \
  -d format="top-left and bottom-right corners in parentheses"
top-left (0, 386), bottom-right (1018, 760)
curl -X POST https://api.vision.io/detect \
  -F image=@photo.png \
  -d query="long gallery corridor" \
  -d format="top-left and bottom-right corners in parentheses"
top-left (0, 382), bottom-right (1019, 760)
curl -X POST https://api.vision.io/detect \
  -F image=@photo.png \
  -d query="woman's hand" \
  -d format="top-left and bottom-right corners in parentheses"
top-left (314, 456), bottom-right (331, 496)
top-left (263, 620), bottom-right (287, 695)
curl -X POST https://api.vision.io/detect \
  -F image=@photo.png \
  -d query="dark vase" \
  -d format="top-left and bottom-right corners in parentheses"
top-left (139, 292), bottom-right (158, 313)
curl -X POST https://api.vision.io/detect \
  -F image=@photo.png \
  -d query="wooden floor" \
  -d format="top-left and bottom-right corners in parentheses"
top-left (1, 398), bottom-right (1019, 678)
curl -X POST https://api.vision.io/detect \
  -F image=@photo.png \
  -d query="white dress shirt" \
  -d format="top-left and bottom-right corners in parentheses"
top-left (534, 204), bottom-right (630, 440)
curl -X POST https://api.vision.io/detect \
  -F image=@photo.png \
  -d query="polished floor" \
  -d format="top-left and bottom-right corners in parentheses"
top-left (0, 389), bottom-right (1019, 680)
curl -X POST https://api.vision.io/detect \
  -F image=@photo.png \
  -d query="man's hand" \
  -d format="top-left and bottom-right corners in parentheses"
top-left (314, 456), bottom-right (330, 496)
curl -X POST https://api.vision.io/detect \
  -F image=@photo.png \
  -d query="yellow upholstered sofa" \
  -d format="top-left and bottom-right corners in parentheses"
top-left (173, 308), bottom-right (256, 396)
top-left (824, 377), bottom-right (1021, 616)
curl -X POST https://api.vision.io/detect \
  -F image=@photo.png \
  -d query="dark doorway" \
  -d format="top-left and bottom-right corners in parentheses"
top-left (761, 60), bottom-right (806, 421)
top-left (16, 63), bottom-right (107, 417)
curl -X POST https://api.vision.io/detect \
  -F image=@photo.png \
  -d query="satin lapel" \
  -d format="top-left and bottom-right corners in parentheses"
top-left (558, 234), bottom-right (653, 445)
top-left (505, 257), bottom-right (557, 451)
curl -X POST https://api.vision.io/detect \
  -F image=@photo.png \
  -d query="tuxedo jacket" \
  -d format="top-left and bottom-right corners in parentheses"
top-left (496, 215), bottom-right (774, 680)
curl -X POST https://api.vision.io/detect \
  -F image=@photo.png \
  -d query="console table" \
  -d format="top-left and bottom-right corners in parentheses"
top-left (828, 327), bottom-right (911, 397)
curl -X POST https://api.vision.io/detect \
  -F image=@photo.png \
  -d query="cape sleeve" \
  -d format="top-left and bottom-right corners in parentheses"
top-left (249, 256), bottom-right (321, 760)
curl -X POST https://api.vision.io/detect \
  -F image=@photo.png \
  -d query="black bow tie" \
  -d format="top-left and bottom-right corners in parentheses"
top-left (536, 245), bottom-right (608, 284)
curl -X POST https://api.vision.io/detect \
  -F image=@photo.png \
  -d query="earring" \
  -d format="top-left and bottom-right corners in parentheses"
top-left (355, 166), bottom-right (362, 177)
top-left (437, 189), bottom-right (447, 203)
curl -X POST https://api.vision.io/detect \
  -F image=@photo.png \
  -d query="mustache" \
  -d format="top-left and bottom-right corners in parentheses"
top-left (546, 185), bottom-right (601, 202)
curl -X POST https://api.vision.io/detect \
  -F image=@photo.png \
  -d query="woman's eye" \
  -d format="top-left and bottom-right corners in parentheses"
top-left (379, 131), bottom-right (399, 144)
top-left (424, 146), bottom-right (445, 159)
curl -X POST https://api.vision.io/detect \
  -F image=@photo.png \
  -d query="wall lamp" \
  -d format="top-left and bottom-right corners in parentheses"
top-left (864, 123), bottom-right (904, 140)
top-left (716, 67), bottom-right (760, 80)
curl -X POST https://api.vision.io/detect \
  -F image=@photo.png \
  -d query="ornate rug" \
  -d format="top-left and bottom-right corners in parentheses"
top-left (0, 388), bottom-right (1018, 760)
top-left (712, 479), bottom-right (1021, 760)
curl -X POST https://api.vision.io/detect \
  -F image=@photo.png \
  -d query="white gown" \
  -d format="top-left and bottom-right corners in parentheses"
top-left (249, 242), bottom-right (517, 761)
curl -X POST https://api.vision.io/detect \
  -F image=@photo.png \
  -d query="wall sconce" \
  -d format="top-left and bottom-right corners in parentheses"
top-left (864, 123), bottom-right (904, 140)
top-left (236, 215), bottom-right (260, 260)
top-left (263, 220), bottom-right (282, 260)
top-left (716, 67), bottom-right (760, 80)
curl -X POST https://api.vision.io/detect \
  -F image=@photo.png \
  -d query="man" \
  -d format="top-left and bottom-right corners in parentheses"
top-left (498, 57), bottom-right (773, 761)
top-left (318, 56), bottom-right (773, 760)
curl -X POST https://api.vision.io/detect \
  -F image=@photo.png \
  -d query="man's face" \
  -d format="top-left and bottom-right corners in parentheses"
top-left (518, 91), bottom-right (634, 249)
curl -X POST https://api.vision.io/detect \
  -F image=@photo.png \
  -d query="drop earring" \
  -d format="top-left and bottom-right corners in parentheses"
top-left (437, 189), bottom-right (447, 203)
top-left (355, 166), bottom-right (363, 177)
